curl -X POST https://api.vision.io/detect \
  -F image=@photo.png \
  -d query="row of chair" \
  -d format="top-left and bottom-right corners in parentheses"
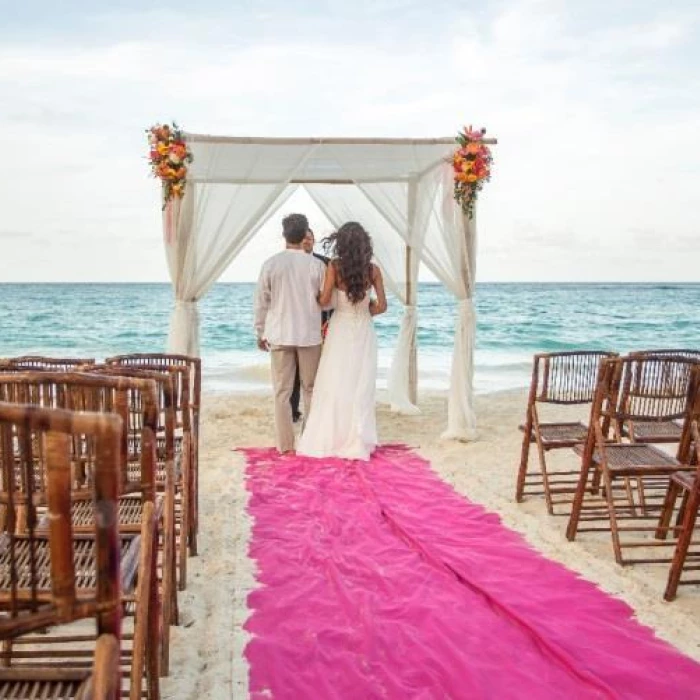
top-left (0, 353), bottom-right (202, 699)
top-left (516, 349), bottom-right (700, 601)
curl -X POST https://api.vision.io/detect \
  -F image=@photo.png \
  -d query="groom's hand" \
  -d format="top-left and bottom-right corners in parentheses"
top-left (257, 337), bottom-right (270, 352)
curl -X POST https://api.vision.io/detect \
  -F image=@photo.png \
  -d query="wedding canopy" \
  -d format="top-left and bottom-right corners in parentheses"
top-left (161, 134), bottom-right (496, 440)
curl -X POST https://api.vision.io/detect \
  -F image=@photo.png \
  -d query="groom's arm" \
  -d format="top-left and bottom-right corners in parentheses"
top-left (253, 264), bottom-right (271, 351)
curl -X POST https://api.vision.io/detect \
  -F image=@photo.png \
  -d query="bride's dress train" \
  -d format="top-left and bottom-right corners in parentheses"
top-left (297, 290), bottom-right (377, 460)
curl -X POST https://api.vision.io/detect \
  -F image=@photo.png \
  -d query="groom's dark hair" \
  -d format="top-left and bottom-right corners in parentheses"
top-left (282, 213), bottom-right (309, 245)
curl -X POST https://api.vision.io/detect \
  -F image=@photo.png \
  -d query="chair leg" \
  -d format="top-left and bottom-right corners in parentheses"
top-left (534, 435), bottom-right (555, 515)
top-left (131, 502), bottom-right (158, 700)
top-left (566, 453), bottom-right (594, 541)
top-left (159, 482), bottom-right (176, 676)
top-left (189, 432), bottom-right (198, 556)
top-left (674, 491), bottom-right (690, 538)
top-left (604, 473), bottom-right (625, 565)
top-left (515, 415), bottom-right (532, 502)
top-left (655, 481), bottom-right (680, 539)
top-left (664, 489), bottom-right (699, 601)
top-left (177, 433), bottom-right (191, 591)
top-left (147, 527), bottom-right (161, 699)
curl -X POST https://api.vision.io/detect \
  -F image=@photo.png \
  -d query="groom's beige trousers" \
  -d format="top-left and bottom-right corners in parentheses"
top-left (270, 344), bottom-right (322, 452)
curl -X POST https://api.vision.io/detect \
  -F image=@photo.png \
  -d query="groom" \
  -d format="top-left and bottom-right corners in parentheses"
top-left (254, 213), bottom-right (326, 454)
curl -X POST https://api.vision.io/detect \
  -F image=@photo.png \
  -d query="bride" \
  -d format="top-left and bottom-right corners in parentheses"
top-left (297, 221), bottom-right (387, 461)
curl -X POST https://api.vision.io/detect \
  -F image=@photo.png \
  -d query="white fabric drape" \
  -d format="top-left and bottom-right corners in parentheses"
top-left (386, 305), bottom-right (419, 413)
top-left (305, 181), bottom-right (422, 414)
top-left (163, 140), bottom-right (318, 354)
top-left (417, 167), bottom-right (478, 440)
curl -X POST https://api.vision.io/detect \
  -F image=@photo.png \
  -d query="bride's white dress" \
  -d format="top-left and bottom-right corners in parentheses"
top-left (297, 289), bottom-right (377, 460)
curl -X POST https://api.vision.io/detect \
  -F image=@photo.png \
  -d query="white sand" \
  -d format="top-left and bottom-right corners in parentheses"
top-left (162, 389), bottom-right (700, 698)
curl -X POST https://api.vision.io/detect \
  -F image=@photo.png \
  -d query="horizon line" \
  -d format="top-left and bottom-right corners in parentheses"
top-left (1, 280), bottom-right (698, 286)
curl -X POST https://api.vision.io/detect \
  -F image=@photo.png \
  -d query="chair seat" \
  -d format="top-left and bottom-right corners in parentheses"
top-left (670, 470), bottom-right (696, 491)
top-left (574, 443), bottom-right (681, 474)
top-left (0, 533), bottom-right (139, 594)
top-left (628, 420), bottom-right (683, 443)
top-left (520, 421), bottom-right (589, 445)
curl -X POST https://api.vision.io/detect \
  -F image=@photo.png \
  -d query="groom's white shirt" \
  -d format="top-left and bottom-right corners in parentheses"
top-left (254, 249), bottom-right (326, 347)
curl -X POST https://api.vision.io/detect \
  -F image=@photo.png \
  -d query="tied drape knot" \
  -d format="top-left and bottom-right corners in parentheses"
top-left (457, 298), bottom-right (476, 323)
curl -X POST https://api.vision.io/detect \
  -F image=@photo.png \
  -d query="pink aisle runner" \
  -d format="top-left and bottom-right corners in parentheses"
top-left (241, 446), bottom-right (700, 699)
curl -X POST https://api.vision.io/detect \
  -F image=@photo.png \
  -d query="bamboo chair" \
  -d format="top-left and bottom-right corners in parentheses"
top-left (566, 357), bottom-right (700, 565)
top-left (4, 356), bottom-right (96, 371)
top-left (625, 350), bottom-right (700, 444)
top-left (0, 373), bottom-right (163, 695)
top-left (83, 366), bottom-right (181, 673)
top-left (657, 420), bottom-right (700, 600)
top-left (515, 351), bottom-right (617, 514)
top-left (0, 402), bottom-right (126, 698)
top-left (107, 355), bottom-right (199, 559)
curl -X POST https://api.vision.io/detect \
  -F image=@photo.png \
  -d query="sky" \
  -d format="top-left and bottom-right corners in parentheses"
top-left (0, 0), bottom-right (698, 283)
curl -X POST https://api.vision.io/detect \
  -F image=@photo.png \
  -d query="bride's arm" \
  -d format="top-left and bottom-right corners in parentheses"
top-left (318, 260), bottom-right (337, 307)
top-left (369, 265), bottom-right (387, 316)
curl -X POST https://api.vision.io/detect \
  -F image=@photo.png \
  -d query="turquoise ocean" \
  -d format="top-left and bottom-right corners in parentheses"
top-left (1, 283), bottom-right (698, 395)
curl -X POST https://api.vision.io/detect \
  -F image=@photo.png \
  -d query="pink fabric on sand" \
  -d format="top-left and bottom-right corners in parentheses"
top-left (241, 445), bottom-right (700, 699)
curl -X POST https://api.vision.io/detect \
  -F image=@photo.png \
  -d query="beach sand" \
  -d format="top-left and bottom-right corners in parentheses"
top-left (162, 389), bottom-right (700, 699)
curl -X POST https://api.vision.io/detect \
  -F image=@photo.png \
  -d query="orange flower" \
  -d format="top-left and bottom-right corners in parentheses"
top-left (156, 142), bottom-right (169, 156)
top-left (176, 167), bottom-right (186, 179)
top-left (170, 143), bottom-right (187, 159)
top-left (466, 142), bottom-right (481, 154)
top-left (466, 173), bottom-right (478, 183)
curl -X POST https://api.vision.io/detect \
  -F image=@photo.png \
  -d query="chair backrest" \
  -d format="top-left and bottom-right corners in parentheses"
top-left (107, 353), bottom-right (200, 422)
top-left (0, 402), bottom-right (122, 641)
top-left (595, 356), bottom-right (700, 459)
top-left (0, 372), bottom-right (158, 502)
top-left (633, 349), bottom-right (700, 362)
top-left (529, 351), bottom-right (618, 406)
top-left (85, 365), bottom-right (176, 466)
top-left (5, 356), bottom-right (96, 371)
top-left (106, 356), bottom-right (191, 434)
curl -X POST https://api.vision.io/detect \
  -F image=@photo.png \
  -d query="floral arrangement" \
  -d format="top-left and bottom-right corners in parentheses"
top-left (452, 126), bottom-right (492, 219)
top-left (147, 122), bottom-right (193, 207)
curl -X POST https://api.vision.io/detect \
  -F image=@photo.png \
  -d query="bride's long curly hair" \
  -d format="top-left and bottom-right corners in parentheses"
top-left (322, 222), bottom-right (373, 304)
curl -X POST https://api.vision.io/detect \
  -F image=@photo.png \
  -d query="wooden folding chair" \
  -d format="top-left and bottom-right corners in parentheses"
top-left (515, 351), bottom-right (617, 514)
top-left (566, 357), bottom-right (700, 565)
top-left (0, 372), bottom-right (164, 695)
top-left (0, 402), bottom-right (123, 698)
top-left (84, 365), bottom-right (182, 673)
top-left (625, 350), bottom-right (700, 444)
top-left (107, 355), bottom-right (199, 561)
top-left (658, 419), bottom-right (700, 600)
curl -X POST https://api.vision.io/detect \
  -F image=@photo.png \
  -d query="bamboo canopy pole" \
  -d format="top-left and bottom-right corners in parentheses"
top-left (406, 176), bottom-right (418, 405)
top-left (185, 134), bottom-right (498, 146)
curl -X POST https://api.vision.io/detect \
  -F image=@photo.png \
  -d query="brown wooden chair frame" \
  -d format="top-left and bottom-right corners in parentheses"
top-left (515, 350), bottom-right (617, 514)
top-left (0, 403), bottom-right (124, 698)
top-left (566, 357), bottom-right (700, 566)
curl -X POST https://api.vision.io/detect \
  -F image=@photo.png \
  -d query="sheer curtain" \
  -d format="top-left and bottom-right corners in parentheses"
top-left (418, 167), bottom-right (478, 440)
top-left (305, 182), bottom-right (422, 414)
top-left (164, 140), bottom-right (317, 355)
